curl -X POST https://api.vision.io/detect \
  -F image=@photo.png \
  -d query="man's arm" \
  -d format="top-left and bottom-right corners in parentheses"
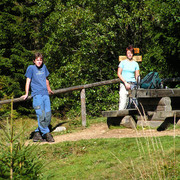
top-left (21, 78), bottom-right (31, 100)
top-left (46, 78), bottom-right (53, 94)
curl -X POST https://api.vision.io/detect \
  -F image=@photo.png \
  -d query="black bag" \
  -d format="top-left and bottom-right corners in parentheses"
top-left (140, 72), bottom-right (162, 89)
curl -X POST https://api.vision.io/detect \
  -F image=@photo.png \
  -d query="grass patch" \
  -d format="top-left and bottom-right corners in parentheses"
top-left (39, 136), bottom-right (180, 179)
top-left (166, 123), bottom-right (180, 130)
top-left (1, 114), bottom-right (180, 179)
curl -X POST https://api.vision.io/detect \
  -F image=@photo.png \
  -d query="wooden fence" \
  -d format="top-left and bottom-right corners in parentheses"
top-left (0, 78), bottom-right (121, 126)
top-left (0, 77), bottom-right (179, 126)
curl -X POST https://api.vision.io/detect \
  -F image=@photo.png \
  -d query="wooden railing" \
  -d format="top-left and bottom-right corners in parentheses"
top-left (0, 77), bottom-right (179, 126)
top-left (0, 78), bottom-right (121, 126)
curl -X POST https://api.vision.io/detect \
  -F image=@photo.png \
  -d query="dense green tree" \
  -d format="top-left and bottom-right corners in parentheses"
top-left (140, 0), bottom-right (180, 77)
top-left (0, 0), bottom-right (179, 117)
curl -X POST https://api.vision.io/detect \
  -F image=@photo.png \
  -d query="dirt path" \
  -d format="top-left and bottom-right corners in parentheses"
top-left (49, 123), bottom-right (180, 144)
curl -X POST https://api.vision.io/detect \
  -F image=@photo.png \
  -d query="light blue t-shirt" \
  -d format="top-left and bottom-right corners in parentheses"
top-left (118, 59), bottom-right (139, 82)
top-left (25, 64), bottom-right (49, 96)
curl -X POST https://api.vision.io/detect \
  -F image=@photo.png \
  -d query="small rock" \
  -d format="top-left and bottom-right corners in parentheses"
top-left (120, 115), bottom-right (137, 129)
top-left (176, 118), bottom-right (180, 126)
top-left (53, 126), bottom-right (66, 132)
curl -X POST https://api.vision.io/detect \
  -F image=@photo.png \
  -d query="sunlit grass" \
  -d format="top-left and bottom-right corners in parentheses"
top-left (39, 136), bottom-right (180, 179)
top-left (0, 104), bottom-right (180, 179)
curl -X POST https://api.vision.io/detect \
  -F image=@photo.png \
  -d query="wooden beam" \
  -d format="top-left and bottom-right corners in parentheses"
top-left (162, 77), bottom-right (180, 83)
top-left (102, 109), bottom-right (138, 117)
top-left (151, 110), bottom-right (180, 119)
top-left (102, 109), bottom-right (180, 119)
top-left (81, 89), bottom-right (86, 127)
top-left (0, 96), bottom-right (32, 105)
top-left (131, 89), bottom-right (180, 98)
top-left (0, 78), bottom-right (121, 105)
top-left (119, 56), bottom-right (142, 62)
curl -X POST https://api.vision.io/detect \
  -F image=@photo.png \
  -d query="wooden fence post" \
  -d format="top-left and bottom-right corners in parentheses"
top-left (80, 88), bottom-right (86, 127)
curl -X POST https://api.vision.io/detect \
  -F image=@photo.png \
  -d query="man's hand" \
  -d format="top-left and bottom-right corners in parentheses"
top-left (48, 89), bottom-right (54, 95)
top-left (21, 94), bottom-right (28, 100)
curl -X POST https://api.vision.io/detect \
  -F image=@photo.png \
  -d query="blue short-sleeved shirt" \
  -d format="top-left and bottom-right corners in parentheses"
top-left (118, 59), bottom-right (139, 82)
top-left (25, 64), bottom-right (49, 96)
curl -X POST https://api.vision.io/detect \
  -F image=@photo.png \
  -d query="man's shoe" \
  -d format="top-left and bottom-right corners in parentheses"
top-left (44, 133), bottom-right (55, 142)
top-left (33, 132), bottom-right (46, 142)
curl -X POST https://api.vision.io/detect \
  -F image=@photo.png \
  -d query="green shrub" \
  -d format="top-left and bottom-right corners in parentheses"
top-left (0, 99), bottom-right (45, 179)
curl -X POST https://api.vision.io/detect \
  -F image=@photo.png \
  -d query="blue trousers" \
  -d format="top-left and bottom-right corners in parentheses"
top-left (33, 95), bottom-right (51, 136)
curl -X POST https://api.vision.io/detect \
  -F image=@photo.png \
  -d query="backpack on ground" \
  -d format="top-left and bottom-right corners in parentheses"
top-left (140, 72), bottom-right (162, 89)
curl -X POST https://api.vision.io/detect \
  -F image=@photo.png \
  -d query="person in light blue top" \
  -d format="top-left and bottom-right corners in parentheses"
top-left (21, 52), bottom-right (55, 142)
top-left (119, 60), bottom-right (139, 83)
top-left (117, 45), bottom-right (140, 110)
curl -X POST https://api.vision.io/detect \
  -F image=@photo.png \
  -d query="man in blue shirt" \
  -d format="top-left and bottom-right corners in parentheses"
top-left (21, 52), bottom-right (55, 142)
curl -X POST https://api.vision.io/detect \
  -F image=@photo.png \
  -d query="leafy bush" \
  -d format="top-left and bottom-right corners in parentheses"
top-left (1, 0), bottom-right (179, 118)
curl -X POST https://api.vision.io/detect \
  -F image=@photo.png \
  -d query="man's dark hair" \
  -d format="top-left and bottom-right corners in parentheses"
top-left (34, 52), bottom-right (43, 60)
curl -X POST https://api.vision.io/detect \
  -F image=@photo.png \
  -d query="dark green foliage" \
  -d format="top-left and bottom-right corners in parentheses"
top-left (0, 0), bottom-right (179, 118)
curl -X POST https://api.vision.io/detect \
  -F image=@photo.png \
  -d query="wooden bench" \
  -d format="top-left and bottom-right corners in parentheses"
top-left (102, 109), bottom-right (138, 117)
top-left (105, 48), bottom-right (180, 129)
top-left (102, 88), bottom-right (180, 129)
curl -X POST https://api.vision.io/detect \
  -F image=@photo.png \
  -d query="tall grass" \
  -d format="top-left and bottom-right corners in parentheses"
top-left (113, 102), bottom-right (180, 179)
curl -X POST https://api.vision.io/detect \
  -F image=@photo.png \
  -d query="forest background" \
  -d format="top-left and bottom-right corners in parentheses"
top-left (0, 0), bottom-right (179, 119)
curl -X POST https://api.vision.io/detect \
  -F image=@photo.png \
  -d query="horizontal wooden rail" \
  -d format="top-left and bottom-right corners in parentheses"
top-left (0, 78), bottom-right (121, 127)
top-left (0, 78), bottom-right (120, 105)
top-left (53, 78), bottom-right (120, 95)
top-left (1, 77), bottom-right (179, 127)
top-left (162, 77), bottom-right (180, 83)
top-left (0, 96), bottom-right (32, 105)
top-left (1, 76), bottom-right (180, 105)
